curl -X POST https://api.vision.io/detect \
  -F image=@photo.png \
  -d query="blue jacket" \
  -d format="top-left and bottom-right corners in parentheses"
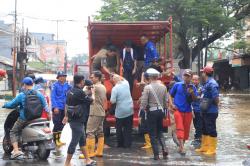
top-left (3, 90), bottom-right (49, 121)
top-left (51, 81), bottom-right (72, 110)
top-left (192, 84), bottom-right (202, 112)
top-left (174, 75), bottom-right (182, 82)
top-left (144, 41), bottom-right (159, 67)
top-left (201, 77), bottom-right (219, 113)
top-left (170, 82), bottom-right (198, 113)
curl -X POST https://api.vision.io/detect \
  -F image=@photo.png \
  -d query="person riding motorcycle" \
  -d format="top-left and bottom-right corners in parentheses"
top-left (2, 77), bottom-right (49, 159)
top-left (34, 76), bottom-right (51, 120)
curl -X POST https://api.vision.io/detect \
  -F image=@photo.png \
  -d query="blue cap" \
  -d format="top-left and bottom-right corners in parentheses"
top-left (57, 71), bottom-right (67, 79)
top-left (22, 77), bottom-right (33, 85)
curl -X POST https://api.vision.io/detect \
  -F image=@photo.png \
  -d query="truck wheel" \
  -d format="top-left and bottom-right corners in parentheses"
top-left (104, 126), bottom-right (111, 137)
top-left (2, 135), bottom-right (13, 154)
top-left (37, 142), bottom-right (50, 160)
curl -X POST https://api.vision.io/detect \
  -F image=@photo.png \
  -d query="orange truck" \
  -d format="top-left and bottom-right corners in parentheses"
top-left (87, 17), bottom-right (174, 136)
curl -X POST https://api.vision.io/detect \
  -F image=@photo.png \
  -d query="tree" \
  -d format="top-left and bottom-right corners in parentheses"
top-left (95, 0), bottom-right (250, 68)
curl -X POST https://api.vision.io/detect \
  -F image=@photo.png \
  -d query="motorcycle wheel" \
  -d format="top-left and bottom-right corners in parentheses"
top-left (37, 142), bottom-right (50, 160)
top-left (2, 135), bottom-right (13, 154)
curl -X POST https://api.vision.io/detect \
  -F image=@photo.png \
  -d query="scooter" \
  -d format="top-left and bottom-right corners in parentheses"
top-left (2, 109), bottom-right (55, 160)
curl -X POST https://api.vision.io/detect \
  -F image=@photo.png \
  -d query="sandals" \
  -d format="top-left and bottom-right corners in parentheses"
top-left (178, 149), bottom-right (186, 156)
top-left (86, 160), bottom-right (97, 166)
top-left (11, 151), bottom-right (24, 159)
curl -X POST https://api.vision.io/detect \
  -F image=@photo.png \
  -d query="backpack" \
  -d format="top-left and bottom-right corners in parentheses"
top-left (66, 89), bottom-right (84, 121)
top-left (24, 90), bottom-right (43, 120)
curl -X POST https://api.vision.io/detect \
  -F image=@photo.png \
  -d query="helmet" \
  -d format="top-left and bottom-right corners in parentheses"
top-left (57, 71), bottom-right (67, 79)
top-left (146, 68), bottom-right (160, 76)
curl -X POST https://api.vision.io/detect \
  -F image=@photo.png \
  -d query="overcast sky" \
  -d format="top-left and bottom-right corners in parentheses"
top-left (0, 0), bottom-right (103, 57)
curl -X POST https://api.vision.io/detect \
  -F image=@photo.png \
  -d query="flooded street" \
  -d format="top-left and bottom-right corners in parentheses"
top-left (0, 93), bottom-right (249, 166)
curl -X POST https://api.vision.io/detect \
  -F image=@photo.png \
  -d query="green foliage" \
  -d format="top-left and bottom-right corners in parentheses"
top-left (228, 40), bottom-right (250, 53)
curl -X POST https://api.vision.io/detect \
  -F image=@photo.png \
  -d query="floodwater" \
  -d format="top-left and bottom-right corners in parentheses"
top-left (0, 93), bottom-right (249, 166)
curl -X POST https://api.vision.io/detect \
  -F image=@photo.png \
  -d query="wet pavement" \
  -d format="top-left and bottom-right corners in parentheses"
top-left (0, 93), bottom-right (249, 166)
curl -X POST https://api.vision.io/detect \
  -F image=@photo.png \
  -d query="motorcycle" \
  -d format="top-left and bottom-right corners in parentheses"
top-left (2, 109), bottom-right (55, 160)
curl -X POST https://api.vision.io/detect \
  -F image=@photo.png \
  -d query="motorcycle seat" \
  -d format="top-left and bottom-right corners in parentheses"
top-left (23, 118), bottom-right (48, 128)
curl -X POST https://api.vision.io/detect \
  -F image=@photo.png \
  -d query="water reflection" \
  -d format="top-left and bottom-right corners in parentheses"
top-left (0, 94), bottom-right (249, 165)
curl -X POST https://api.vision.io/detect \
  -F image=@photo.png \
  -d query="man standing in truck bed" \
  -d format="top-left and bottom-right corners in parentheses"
top-left (92, 46), bottom-right (117, 75)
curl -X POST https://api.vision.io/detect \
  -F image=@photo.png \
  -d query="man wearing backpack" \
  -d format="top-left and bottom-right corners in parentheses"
top-left (120, 40), bottom-right (137, 92)
top-left (2, 77), bottom-right (49, 159)
top-left (51, 71), bottom-right (72, 147)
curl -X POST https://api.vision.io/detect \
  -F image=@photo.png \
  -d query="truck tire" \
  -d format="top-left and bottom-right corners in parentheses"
top-left (37, 142), bottom-right (50, 160)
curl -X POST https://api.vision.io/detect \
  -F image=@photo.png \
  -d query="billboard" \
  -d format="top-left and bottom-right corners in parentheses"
top-left (40, 43), bottom-right (66, 65)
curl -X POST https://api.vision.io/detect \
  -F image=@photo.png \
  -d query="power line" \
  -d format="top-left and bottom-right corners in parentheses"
top-left (7, 13), bottom-right (88, 23)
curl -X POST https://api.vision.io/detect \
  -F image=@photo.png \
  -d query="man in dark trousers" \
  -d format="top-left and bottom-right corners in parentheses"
top-left (140, 68), bottom-right (168, 160)
top-left (51, 71), bottom-right (72, 147)
top-left (120, 40), bottom-right (137, 92)
top-left (63, 75), bottom-right (95, 166)
top-left (196, 66), bottom-right (219, 155)
top-left (191, 75), bottom-right (203, 147)
top-left (110, 74), bottom-right (134, 148)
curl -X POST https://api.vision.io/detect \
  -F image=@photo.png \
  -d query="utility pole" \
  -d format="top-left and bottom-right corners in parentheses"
top-left (17, 20), bottom-right (29, 88)
top-left (18, 19), bottom-right (25, 87)
top-left (64, 52), bottom-right (67, 73)
top-left (12, 0), bottom-right (17, 97)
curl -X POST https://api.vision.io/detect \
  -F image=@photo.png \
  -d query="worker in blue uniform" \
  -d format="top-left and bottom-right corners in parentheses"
top-left (196, 66), bottom-right (219, 155)
top-left (51, 71), bottom-right (72, 147)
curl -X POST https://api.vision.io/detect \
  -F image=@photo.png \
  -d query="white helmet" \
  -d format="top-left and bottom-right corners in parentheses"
top-left (146, 68), bottom-right (160, 76)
